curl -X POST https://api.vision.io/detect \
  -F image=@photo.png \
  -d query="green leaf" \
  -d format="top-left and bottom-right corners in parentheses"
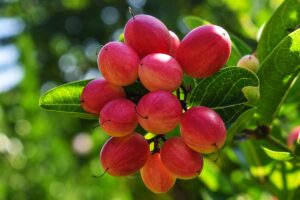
top-left (226, 108), bottom-right (256, 144)
top-left (183, 16), bottom-right (252, 67)
top-left (256, 29), bottom-right (300, 125)
top-left (39, 79), bottom-right (148, 119)
top-left (257, 0), bottom-right (300, 61)
top-left (189, 67), bottom-right (259, 127)
top-left (261, 146), bottom-right (294, 161)
top-left (39, 79), bottom-right (98, 119)
top-left (183, 16), bottom-right (210, 30)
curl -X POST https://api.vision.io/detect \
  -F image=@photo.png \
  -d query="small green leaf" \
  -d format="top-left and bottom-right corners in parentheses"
top-left (226, 108), bottom-right (256, 144)
top-left (39, 79), bottom-right (98, 119)
top-left (261, 146), bottom-right (294, 161)
top-left (183, 16), bottom-right (210, 30)
top-left (189, 67), bottom-right (259, 127)
top-left (257, 0), bottom-right (300, 61)
top-left (256, 29), bottom-right (300, 125)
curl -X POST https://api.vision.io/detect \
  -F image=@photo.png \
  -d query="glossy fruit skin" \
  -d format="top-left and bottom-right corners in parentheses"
top-left (136, 91), bottom-right (182, 134)
top-left (168, 31), bottom-right (180, 57)
top-left (287, 126), bottom-right (300, 150)
top-left (180, 106), bottom-right (226, 154)
top-left (138, 53), bottom-right (183, 91)
top-left (160, 137), bottom-right (203, 179)
top-left (176, 25), bottom-right (231, 78)
top-left (98, 42), bottom-right (140, 86)
top-left (141, 153), bottom-right (176, 193)
top-left (237, 54), bottom-right (260, 73)
top-left (80, 78), bottom-right (126, 115)
top-left (124, 14), bottom-right (171, 58)
top-left (99, 99), bottom-right (138, 137)
top-left (100, 133), bottom-right (150, 176)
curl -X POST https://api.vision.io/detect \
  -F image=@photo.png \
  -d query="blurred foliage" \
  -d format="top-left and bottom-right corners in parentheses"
top-left (1, 0), bottom-right (300, 200)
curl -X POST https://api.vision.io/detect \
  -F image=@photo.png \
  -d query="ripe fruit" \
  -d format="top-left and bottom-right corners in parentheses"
top-left (180, 106), bottom-right (226, 154)
top-left (160, 137), bottom-right (203, 179)
top-left (138, 53), bottom-right (183, 91)
top-left (136, 91), bottom-right (182, 134)
top-left (98, 42), bottom-right (140, 86)
top-left (169, 30), bottom-right (180, 57)
top-left (176, 24), bottom-right (231, 78)
top-left (81, 78), bottom-right (126, 115)
top-left (99, 99), bottom-right (138, 137)
top-left (287, 126), bottom-right (300, 150)
top-left (237, 54), bottom-right (260, 73)
top-left (124, 14), bottom-right (171, 58)
top-left (100, 133), bottom-right (150, 176)
top-left (141, 153), bottom-right (176, 193)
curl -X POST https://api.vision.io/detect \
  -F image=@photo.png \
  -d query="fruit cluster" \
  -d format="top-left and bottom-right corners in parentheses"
top-left (80, 14), bottom-right (231, 193)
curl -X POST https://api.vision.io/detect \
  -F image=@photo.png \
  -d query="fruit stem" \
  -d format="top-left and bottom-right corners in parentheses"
top-left (128, 7), bottom-right (135, 19)
top-left (266, 134), bottom-right (292, 153)
top-left (93, 168), bottom-right (108, 178)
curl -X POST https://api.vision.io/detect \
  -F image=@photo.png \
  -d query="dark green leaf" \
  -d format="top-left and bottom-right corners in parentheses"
top-left (39, 79), bottom-right (98, 119)
top-left (226, 108), bottom-right (256, 144)
top-left (257, 0), bottom-right (300, 61)
top-left (261, 146), bottom-right (294, 161)
top-left (256, 29), bottom-right (300, 125)
top-left (189, 67), bottom-right (259, 127)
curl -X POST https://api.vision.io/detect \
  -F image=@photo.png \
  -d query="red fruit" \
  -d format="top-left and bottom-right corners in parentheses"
top-left (80, 78), bottom-right (126, 115)
top-left (138, 53), bottom-right (183, 91)
top-left (180, 106), bottom-right (226, 154)
top-left (169, 30), bottom-right (180, 57)
top-left (98, 42), bottom-right (140, 86)
top-left (141, 153), bottom-right (176, 193)
top-left (100, 133), bottom-right (150, 176)
top-left (124, 14), bottom-right (171, 58)
top-left (176, 25), bottom-right (231, 78)
top-left (160, 137), bottom-right (203, 179)
top-left (99, 99), bottom-right (138, 137)
top-left (136, 91), bottom-right (182, 134)
top-left (287, 126), bottom-right (300, 150)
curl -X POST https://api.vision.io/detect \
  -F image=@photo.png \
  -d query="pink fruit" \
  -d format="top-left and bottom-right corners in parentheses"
top-left (180, 106), bottom-right (226, 154)
top-left (160, 137), bottom-right (203, 179)
top-left (80, 78), bottom-right (126, 115)
top-left (138, 53), bottom-right (183, 91)
top-left (124, 14), bottom-right (171, 58)
top-left (176, 25), bottom-right (231, 78)
top-left (99, 99), bottom-right (138, 137)
top-left (141, 153), bottom-right (176, 193)
top-left (100, 133), bottom-right (150, 176)
top-left (169, 30), bottom-right (180, 57)
top-left (237, 54), bottom-right (260, 73)
top-left (287, 126), bottom-right (300, 150)
top-left (98, 42), bottom-right (140, 86)
top-left (136, 91), bottom-right (182, 134)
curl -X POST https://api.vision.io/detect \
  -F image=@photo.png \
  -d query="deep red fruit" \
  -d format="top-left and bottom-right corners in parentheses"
top-left (160, 137), bottom-right (203, 179)
top-left (100, 133), bottom-right (150, 176)
top-left (176, 25), bottom-right (231, 78)
top-left (180, 106), bottom-right (226, 154)
top-left (169, 30), bottom-right (180, 57)
top-left (287, 126), bottom-right (300, 150)
top-left (98, 42), bottom-right (140, 86)
top-left (136, 91), bottom-right (182, 134)
top-left (124, 14), bottom-right (171, 58)
top-left (141, 153), bottom-right (176, 193)
top-left (80, 78), bottom-right (126, 115)
top-left (99, 99), bottom-right (138, 137)
top-left (138, 53), bottom-right (183, 91)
